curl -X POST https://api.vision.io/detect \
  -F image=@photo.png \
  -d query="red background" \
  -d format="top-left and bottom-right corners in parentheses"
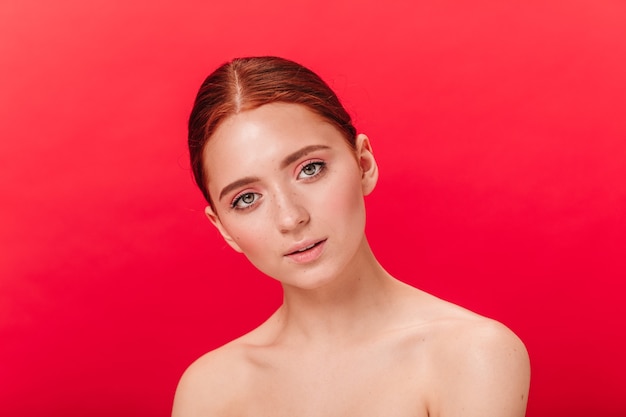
top-left (1, 1), bottom-right (625, 416)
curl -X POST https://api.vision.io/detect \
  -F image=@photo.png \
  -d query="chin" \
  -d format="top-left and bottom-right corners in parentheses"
top-left (277, 258), bottom-right (360, 292)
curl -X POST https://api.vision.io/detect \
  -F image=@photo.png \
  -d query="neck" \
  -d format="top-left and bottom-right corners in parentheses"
top-left (274, 238), bottom-right (403, 345)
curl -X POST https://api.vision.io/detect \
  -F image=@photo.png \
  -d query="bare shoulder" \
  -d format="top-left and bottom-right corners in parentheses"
top-left (172, 336), bottom-right (253, 417)
top-left (430, 311), bottom-right (529, 380)
top-left (419, 295), bottom-right (527, 359)
top-left (172, 309), bottom-right (285, 417)
top-left (414, 294), bottom-right (530, 417)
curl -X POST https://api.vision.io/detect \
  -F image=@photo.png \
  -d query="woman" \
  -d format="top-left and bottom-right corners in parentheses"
top-left (173, 56), bottom-right (530, 417)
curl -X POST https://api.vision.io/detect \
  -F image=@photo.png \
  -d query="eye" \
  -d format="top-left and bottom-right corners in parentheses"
top-left (231, 192), bottom-right (260, 210)
top-left (297, 161), bottom-right (326, 179)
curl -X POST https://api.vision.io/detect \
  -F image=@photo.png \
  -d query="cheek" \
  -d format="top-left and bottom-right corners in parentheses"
top-left (224, 219), bottom-right (270, 254)
top-left (324, 172), bottom-right (366, 224)
top-left (226, 220), bottom-right (280, 276)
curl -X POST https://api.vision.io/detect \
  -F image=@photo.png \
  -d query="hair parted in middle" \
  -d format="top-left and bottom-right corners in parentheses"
top-left (188, 56), bottom-right (357, 204)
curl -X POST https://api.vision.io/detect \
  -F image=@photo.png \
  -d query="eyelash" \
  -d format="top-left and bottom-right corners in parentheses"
top-left (231, 192), bottom-right (260, 210)
top-left (297, 160), bottom-right (326, 180)
top-left (230, 160), bottom-right (327, 211)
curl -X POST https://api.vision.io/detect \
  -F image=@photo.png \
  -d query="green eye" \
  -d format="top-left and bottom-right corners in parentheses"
top-left (298, 161), bottom-right (326, 179)
top-left (303, 164), bottom-right (318, 175)
top-left (232, 192), bottom-right (259, 209)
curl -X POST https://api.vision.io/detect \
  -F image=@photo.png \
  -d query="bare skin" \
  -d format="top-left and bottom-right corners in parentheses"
top-left (172, 103), bottom-right (530, 417)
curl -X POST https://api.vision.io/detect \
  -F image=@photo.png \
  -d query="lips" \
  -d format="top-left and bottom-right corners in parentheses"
top-left (285, 239), bottom-right (325, 255)
top-left (284, 239), bottom-right (327, 263)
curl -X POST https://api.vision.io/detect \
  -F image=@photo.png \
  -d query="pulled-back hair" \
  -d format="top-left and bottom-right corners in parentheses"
top-left (188, 56), bottom-right (357, 203)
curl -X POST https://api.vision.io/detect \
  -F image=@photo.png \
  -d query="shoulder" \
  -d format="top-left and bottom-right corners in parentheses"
top-left (172, 339), bottom-right (250, 417)
top-left (172, 312), bottom-right (284, 417)
top-left (430, 315), bottom-right (529, 376)
top-left (399, 288), bottom-right (528, 368)
top-left (171, 307), bottom-right (290, 417)
top-left (392, 286), bottom-right (529, 416)
top-left (424, 312), bottom-right (530, 417)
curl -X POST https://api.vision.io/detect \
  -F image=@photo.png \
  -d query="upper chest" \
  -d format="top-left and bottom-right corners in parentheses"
top-left (232, 334), bottom-right (435, 417)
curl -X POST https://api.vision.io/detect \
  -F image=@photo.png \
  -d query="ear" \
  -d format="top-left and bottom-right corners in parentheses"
top-left (355, 133), bottom-right (378, 195)
top-left (204, 205), bottom-right (244, 253)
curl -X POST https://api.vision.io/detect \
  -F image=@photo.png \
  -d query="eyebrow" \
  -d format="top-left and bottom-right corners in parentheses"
top-left (280, 144), bottom-right (330, 169)
top-left (218, 145), bottom-right (331, 202)
top-left (219, 176), bottom-right (260, 201)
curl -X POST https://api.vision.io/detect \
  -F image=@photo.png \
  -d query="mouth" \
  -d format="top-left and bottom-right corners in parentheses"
top-left (284, 239), bottom-right (327, 262)
top-left (286, 239), bottom-right (326, 255)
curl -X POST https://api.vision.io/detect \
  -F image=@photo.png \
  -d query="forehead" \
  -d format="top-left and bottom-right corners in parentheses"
top-left (202, 102), bottom-right (348, 182)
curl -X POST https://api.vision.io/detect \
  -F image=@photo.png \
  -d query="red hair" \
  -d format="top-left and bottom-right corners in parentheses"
top-left (188, 56), bottom-right (357, 203)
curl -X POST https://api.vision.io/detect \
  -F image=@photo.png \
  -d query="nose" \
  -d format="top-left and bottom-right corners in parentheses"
top-left (274, 190), bottom-right (310, 233)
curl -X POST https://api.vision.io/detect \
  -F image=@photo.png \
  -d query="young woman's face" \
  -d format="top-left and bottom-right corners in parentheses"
top-left (203, 102), bottom-right (377, 289)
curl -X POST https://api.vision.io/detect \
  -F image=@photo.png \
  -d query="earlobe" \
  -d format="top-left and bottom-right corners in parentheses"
top-left (355, 134), bottom-right (378, 196)
top-left (204, 205), bottom-right (244, 253)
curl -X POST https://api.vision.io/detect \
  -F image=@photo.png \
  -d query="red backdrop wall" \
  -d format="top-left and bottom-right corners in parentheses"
top-left (1, 1), bottom-right (625, 416)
